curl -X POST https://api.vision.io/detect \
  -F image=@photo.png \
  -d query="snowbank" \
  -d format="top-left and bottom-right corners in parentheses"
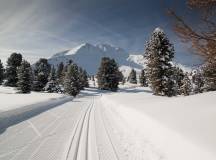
top-left (101, 87), bottom-right (216, 160)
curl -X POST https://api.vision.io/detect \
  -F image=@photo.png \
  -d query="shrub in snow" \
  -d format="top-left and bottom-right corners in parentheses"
top-left (97, 57), bottom-right (120, 92)
top-left (5, 53), bottom-right (22, 87)
top-left (17, 60), bottom-right (32, 93)
top-left (139, 69), bottom-right (148, 87)
top-left (64, 63), bottom-right (80, 96)
top-left (0, 59), bottom-right (4, 85)
top-left (144, 27), bottom-right (176, 97)
top-left (128, 69), bottom-right (137, 84)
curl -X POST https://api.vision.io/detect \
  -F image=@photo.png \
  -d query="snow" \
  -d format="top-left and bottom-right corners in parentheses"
top-left (0, 85), bottom-right (215, 160)
top-left (101, 87), bottom-right (216, 160)
top-left (0, 86), bottom-right (66, 112)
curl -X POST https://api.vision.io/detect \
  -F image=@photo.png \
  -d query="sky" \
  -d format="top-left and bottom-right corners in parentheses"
top-left (0, 0), bottom-right (202, 65)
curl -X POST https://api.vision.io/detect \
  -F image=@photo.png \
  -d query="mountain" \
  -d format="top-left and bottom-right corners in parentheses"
top-left (48, 43), bottom-right (192, 76)
top-left (48, 43), bottom-right (141, 75)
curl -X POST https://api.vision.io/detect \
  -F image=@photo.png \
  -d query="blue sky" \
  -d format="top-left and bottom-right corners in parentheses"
top-left (0, 0), bottom-right (201, 65)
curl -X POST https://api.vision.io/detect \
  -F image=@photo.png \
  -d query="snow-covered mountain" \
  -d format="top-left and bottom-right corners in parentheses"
top-left (48, 43), bottom-right (192, 75)
top-left (48, 43), bottom-right (141, 75)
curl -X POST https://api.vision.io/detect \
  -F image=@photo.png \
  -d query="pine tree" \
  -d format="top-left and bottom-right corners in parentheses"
top-left (173, 66), bottom-right (185, 95)
top-left (44, 66), bottom-right (58, 93)
top-left (202, 59), bottom-right (216, 91)
top-left (97, 57), bottom-right (120, 91)
top-left (0, 60), bottom-right (4, 85)
top-left (57, 62), bottom-right (64, 84)
top-left (17, 60), bottom-right (32, 93)
top-left (78, 67), bottom-right (89, 90)
top-left (144, 28), bottom-right (176, 97)
top-left (128, 69), bottom-right (137, 84)
top-left (192, 70), bottom-right (204, 93)
top-left (33, 58), bottom-right (51, 91)
top-left (64, 63), bottom-right (80, 96)
top-left (139, 69), bottom-right (148, 87)
top-left (5, 53), bottom-right (22, 87)
top-left (180, 73), bottom-right (192, 96)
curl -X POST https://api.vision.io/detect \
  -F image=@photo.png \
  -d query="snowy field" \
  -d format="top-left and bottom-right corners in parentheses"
top-left (0, 86), bottom-right (216, 160)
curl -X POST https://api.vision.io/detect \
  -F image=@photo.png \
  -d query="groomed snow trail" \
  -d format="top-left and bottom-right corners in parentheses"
top-left (0, 89), bottom-right (164, 160)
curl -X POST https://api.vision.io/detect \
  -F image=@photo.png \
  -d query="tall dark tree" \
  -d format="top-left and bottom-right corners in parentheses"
top-left (64, 63), bottom-right (80, 96)
top-left (57, 62), bottom-right (64, 84)
top-left (97, 57), bottom-right (120, 92)
top-left (128, 69), bottom-right (137, 84)
top-left (173, 66), bottom-right (185, 94)
top-left (139, 69), bottom-right (148, 87)
top-left (33, 58), bottom-right (51, 91)
top-left (44, 66), bottom-right (58, 93)
top-left (78, 67), bottom-right (89, 90)
top-left (203, 60), bottom-right (216, 91)
top-left (180, 73), bottom-right (192, 96)
top-left (17, 60), bottom-right (32, 93)
top-left (5, 53), bottom-right (22, 87)
top-left (0, 59), bottom-right (4, 85)
top-left (144, 28), bottom-right (176, 97)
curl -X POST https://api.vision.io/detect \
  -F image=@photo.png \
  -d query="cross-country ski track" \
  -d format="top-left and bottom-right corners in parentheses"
top-left (1, 87), bottom-right (216, 160)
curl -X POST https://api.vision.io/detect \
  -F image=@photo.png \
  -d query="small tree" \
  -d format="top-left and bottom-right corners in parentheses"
top-left (5, 53), bottom-right (22, 87)
top-left (78, 67), bottom-right (89, 90)
top-left (0, 60), bottom-right (4, 85)
top-left (139, 69), bottom-right (148, 87)
top-left (97, 57), bottom-right (120, 91)
top-left (192, 70), bottom-right (204, 93)
top-left (203, 60), bottom-right (216, 91)
top-left (33, 58), bottom-right (51, 91)
top-left (56, 62), bottom-right (64, 84)
top-left (180, 73), bottom-right (192, 96)
top-left (128, 69), bottom-right (137, 84)
top-left (144, 28), bottom-right (176, 97)
top-left (44, 66), bottom-right (58, 93)
top-left (17, 60), bottom-right (32, 93)
top-left (173, 66), bottom-right (185, 95)
top-left (64, 63), bottom-right (80, 96)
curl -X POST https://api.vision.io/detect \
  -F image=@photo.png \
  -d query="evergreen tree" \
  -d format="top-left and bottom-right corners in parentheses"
top-left (64, 63), bottom-right (80, 96)
top-left (128, 69), bottom-right (137, 84)
top-left (203, 59), bottom-right (216, 91)
top-left (97, 57), bottom-right (120, 91)
top-left (57, 62), bottom-right (64, 84)
top-left (0, 60), bottom-right (4, 85)
top-left (17, 60), bottom-right (32, 93)
top-left (117, 71), bottom-right (124, 83)
top-left (33, 58), bottom-right (51, 91)
top-left (192, 70), bottom-right (204, 93)
top-left (5, 53), bottom-right (22, 87)
top-left (139, 69), bottom-right (148, 87)
top-left (144, 28), bottom-right (176, 97)
top-left (44, 66), bottom-right (58, 93)
top-left (180, 73), bottom-right (192, 96)
top-left (78, 67), bottom-right (89, 90)
top-left (173, 66), bottom-right (185, 95)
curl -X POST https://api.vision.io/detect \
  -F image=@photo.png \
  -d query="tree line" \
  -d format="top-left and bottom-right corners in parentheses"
top-left (0, 54), bottom-right (88, 96)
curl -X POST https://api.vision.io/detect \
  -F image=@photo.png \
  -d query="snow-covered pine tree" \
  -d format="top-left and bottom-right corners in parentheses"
top-left (5, 53), bottom-right (22, 87)
top-left (192, 70), bottom-right (204, 93)
top-left (44, 66), bottom-right (58, 93)
top-left (17, 60), bottom-right (32, 93)
top-left (97, 57), bottom-right (120, 91)
top-left (180, 73), bottom-right (192, 96)
top-left (56, 62), bottom-right (64, 84)
top-left (33, 58), bottom-right (51, 91)
top-left (202, 59), bottom-right (216, 91)
top-left (144, 27), bottom-right (176, 97)
top-left (173, 66), bottom-right (185, 95)
top-left (139, 69), bottom-right (148, 87)
top-left (117, 71), bottom-right (124, 84)
top-left (0, 59), bottom-right (4, 85)
top-left (64, 63), bottom-right (80, 96)
top-left (78, 67), bottom-right (89, 90)
top-left (128, 69), bottom-right (137, 84)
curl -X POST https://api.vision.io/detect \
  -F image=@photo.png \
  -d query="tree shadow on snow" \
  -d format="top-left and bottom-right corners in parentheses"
top-left (118, 87), bottom-right (153, 94)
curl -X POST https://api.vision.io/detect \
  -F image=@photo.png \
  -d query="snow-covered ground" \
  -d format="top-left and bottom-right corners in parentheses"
top-left (0, 86), bottom-right (215, 160)
top-left (0, 86), bottom-right (66, 112)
